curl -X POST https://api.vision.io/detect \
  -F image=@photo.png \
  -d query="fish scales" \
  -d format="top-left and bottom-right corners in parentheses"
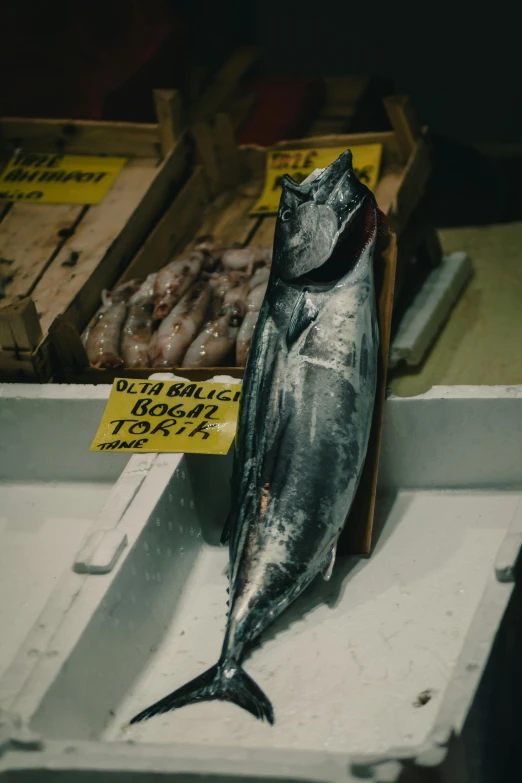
top-left (131, 149), bottom-right (381, 726)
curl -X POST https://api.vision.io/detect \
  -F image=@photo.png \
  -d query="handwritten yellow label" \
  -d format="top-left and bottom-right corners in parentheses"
top-left (90, 378), bottom-right (242, 455)
top-left (250, 144), bottom-right (382, 216)
top-left (0, 152), bottom-right (126, 205)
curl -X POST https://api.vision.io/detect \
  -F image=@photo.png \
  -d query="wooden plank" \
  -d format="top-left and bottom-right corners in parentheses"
top-left (374, 167), bottom-right (403, 217)
top-left (0, 203), bottom-right (82, 300)
top-left (0, 118), bottom-right (161, 159)
top-left (383, 95), bottom-right (422, 162)
top-left (49, 315), bottom-right (89, 376)
top-left (250, 215), bottom-right (276, 247)
top-left (189, 179), bottom-right (262, 249)
top-left (192, 122), bottom-right (221, 197)
top-left (0, 297), bottom-right (42, 351)
top-left (272, 129), bottom-right (398, 153)
top-left (35, 137), bottom-right (188, 334)
top-left (153, 89), bottom-right (183, 157)
top-left (323, 75), bottom-right (370, 107)
top-left (120, 166), bottom-right (209, 283)
top-left (32, 164), bottom-right (156, 334)
top-left (213, 114), bottom-right (241, 191)
top-left (0, 349), bottom-right (35, 374)
top-left (389, 136), bottom-right (432, 235)
top-left (307, 118), bottom-right (351, 137)
top-left (61, 365), bottom-right (244, 385)
top-left (225, 89), bottom-right (258, 132)
top-left (191, 47), bottom-right (260, 123)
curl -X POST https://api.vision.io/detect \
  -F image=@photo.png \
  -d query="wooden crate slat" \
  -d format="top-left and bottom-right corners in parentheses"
top-left (120, 167), bottom-right (209, 283)
top-left (192, 121), bottom-right (221, 197)
top-left (0, 119), bottom-right (161, 159)
top-left (250, 216), bottom-right (276, 247)
top-left (194, 184), bottom-right (261, 248)
top-left (153, 89), bottom-right (184, 157)
top-left (0, 297), bottom-right (42, 351)
top-left (32, 164), bottom-right (157, 334)
top-left (213, 114), bottom-right (242, 192)
top-left (388, 137), bottom-right (431, 235)
top-left (322, 75), bottom-right (371, 107)
top-left (37, 138), bottom-right (188, 336)
top-left (272, 130), bottom-right (403, 167)
top-left (191, 46), bottom-right (259, 123)
top-left (61, 366), bottom-right (243, 384)
top-left (0, 203), bottom-right (82, 300)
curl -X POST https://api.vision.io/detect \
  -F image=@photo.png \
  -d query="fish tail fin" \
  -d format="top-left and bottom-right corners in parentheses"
top-left (129, 659), bottom-right (274, 725)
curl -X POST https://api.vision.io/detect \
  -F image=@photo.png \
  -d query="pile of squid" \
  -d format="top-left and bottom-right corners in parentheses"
top-left (84, 240), bottom-right (271, 369)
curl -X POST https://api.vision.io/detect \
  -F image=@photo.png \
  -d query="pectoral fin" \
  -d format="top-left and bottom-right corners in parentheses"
top-left (286, 290), bottom-right (318, 347)
top-left (322, 537), bottom-right (339, 581)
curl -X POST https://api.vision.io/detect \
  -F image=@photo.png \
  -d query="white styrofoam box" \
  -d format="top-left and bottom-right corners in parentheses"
top-left (1, 385), bottom-right (521, 783)
top-left (0, 385), bottom-right (161, 699)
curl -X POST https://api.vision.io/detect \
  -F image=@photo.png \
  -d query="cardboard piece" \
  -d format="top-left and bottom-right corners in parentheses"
top-left (340, 226), bottom-right (397, 555)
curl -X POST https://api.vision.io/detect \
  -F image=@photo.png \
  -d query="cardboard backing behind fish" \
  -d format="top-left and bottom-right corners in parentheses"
top-left (338, 221), bottom-right (397, 555)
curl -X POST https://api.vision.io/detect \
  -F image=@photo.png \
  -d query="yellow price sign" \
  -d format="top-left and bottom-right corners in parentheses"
top-left (250, 144), bottom-right (382, 216)
top-left (0, 151), bottom-right (126, 205)
top-left (90, 378), bottom-right (242, 455)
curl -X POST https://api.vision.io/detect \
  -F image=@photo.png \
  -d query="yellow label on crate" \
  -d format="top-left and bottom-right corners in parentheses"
top-left (250, 144), bottom-right (382, 215)
top-left (0, 152), bottom-right (126, 204)
top-left (90, 378), bottom-right (242, 455)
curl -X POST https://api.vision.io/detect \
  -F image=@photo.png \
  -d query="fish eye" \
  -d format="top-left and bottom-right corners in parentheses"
top-left (280, 207), bottom-right (292, 222)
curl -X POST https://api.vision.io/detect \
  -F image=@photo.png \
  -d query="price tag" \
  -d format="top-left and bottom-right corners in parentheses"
top-left (0, 152), bottom-right (126, 205)
top-left (90, 378), bottom-right (242, 455)
top-left (250, 144), bottom-right (382, 216)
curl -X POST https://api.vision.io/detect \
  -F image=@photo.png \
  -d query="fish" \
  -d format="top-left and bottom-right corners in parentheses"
top-left (248, 265), bottom-right (271, 290)
top-left (193, 238), bottom-right (222, 271)
top-left (207, 272), bottom-right (248, 319)
top-left (121, 304), bottom-right (154, 368)
top-left (85, 302), bottom-right (127, 369)
top-left (128, 273), bottom-right (158, 306)
top-left (152, 252), bottom-right (203, 320)
top-left (130, 149), bottom-right (382, 726)
top-left (235, 282), bottom-right (267, 366)
top-left (221, 245), bottom-right (272, 275)
top-left (148, 281), bottom-right (212, 368)
top-left (182, 303), bottom-right (244, 368)
top-left (109, 278), bottom-right (143, 304)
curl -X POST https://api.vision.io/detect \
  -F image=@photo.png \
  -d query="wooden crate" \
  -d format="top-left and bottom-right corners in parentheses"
top-left (306, 74), bottom-right (393, 137)
top-left (185, 46), bottom-right (260, 133)
top-left (0, 90), bottom-right (191, 381)
top-left (50, 97), bottom-right (424, 384)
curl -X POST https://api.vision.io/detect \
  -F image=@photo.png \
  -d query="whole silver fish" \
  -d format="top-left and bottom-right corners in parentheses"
top-left (131, 149), bottom-right (381, 725)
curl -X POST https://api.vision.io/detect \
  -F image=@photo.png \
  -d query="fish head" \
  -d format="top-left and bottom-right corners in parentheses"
top-left (273, 149), bottom-right (379, 285)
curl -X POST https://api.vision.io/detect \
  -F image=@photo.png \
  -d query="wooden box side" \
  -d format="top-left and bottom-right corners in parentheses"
top-left (0, 94), bottom-right (187, 381)
top-left (342, 230), bottom-right (398, 554)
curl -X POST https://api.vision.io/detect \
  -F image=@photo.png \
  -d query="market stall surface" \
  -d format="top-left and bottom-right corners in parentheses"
top-left (99, 485), bottom-right (517, 755)
top-left (391, 221), bottom-right (522, 395)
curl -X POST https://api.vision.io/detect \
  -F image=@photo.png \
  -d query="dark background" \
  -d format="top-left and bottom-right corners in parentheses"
top-left (1, 0), bottom-right (520, 226)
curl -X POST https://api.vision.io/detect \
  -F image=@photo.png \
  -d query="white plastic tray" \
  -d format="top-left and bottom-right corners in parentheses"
top-left (1, 384), bottom-right (521, 783)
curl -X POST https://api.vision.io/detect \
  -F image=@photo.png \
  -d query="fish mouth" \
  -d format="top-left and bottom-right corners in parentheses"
top-left (273, 149), bottom-right (378, 285)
